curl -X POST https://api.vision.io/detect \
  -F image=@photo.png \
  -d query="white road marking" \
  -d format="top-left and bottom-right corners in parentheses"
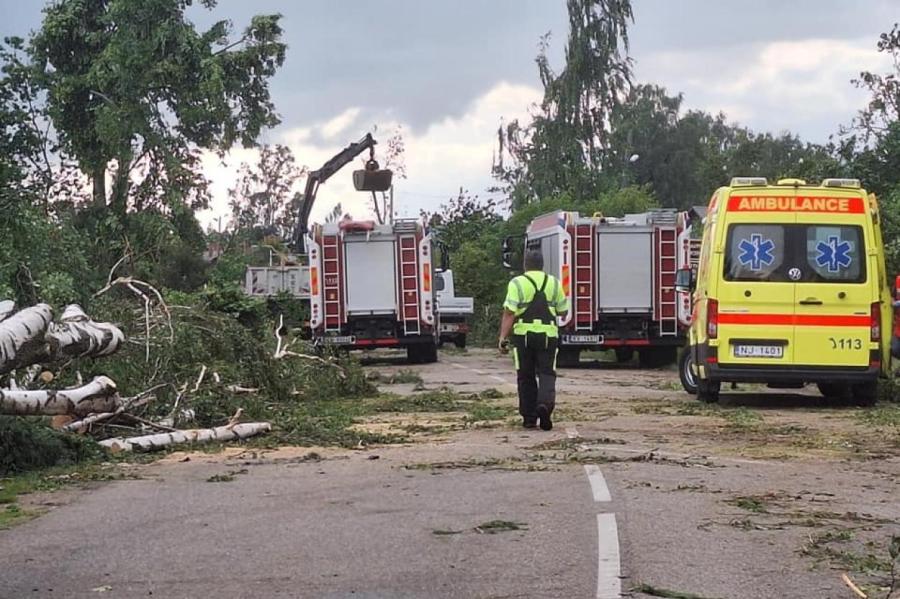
top-left (583, 465), bottom-right (612, 503)
top-left (595, 513), bottom-right (622, 599)
top-left (489, 375), bottom-right (508, 384)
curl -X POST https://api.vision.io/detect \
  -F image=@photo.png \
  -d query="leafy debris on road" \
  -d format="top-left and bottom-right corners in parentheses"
top-left (632, 583), bottom-right (721, 599)
top-left (475, 520), bottom-right (527, 534)
top-left (206, 469), bottom-right (247, 483)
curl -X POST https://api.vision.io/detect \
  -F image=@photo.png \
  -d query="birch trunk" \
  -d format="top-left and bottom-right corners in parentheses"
top-left (46, 304), bottom-right (124, 361)
top-left (0, 304), bottom-right (53, 374)
top-left (0, 376), bottom-right (120, 416)
top-left (99, 423), bottom-right (272, 452)
top-left (0, 300), bottom-right (15, 322)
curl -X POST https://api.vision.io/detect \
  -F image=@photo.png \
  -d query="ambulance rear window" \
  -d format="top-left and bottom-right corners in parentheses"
top-left (724, 224), bottom-right (866, 283)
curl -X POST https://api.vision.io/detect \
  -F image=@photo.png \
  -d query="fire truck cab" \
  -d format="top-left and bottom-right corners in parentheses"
top-left (523, 208), bottom-right (698, 367)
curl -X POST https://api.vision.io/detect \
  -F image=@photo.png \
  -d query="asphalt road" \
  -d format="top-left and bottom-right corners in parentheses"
top-left (1, 349), bottom-right (898, 599)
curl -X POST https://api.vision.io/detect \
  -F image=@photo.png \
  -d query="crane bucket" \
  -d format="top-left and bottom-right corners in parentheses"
top-left (353, 168), bottom-right (393, 192)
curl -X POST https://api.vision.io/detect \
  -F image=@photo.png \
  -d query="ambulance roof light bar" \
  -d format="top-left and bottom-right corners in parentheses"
top-left (730, 177), bottom-right (768, 187)
top-left (822, 178), bottom-right (861, 189)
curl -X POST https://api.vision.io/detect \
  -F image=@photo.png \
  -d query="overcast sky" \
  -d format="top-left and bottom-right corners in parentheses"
top-left (2, 0), bottom-right (897, 225)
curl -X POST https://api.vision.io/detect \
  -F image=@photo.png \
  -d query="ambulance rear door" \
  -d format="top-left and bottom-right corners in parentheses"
top-left (791, 196), bottom-right (873, 368)
top-left (717, 198), bottom-right (796, 366)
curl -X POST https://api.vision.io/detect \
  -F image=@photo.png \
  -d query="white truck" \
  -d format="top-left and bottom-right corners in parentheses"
top-left (513, 209), bottom-right (700, 367)
top-left (435, 269), bottom-right (473, 348)
top-left (306, 218), bottom-right (440, 363)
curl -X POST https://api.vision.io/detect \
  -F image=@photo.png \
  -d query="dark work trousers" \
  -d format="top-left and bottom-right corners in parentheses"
top-left (511, 333), bottom-right (559, 420)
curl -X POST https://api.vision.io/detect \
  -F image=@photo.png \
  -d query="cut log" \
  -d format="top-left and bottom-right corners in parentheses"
top-left (99, 422), bottom-right (272, 452)
top-left (0, 304), bottom-right (53, 374)
top-left (0, 300), bottom-right (15, 322)
top-left (0, 376), bottom-right (120, 416)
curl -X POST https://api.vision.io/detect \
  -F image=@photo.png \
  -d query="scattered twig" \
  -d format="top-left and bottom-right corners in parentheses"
top-left (842, 573), bottom-right (867, 599)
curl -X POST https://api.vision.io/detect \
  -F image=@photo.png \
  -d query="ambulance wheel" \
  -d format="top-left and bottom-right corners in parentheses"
top-left (679, 349), bottom-right (698, 395)
top-left (850, 381), bottom-right (877, 407)
top-left (696, 378), bottom-right (720, 403)
top-left (817, 382), bottom-right (850, 400)
top-left (454, 335), bottom-right (467, 349)
top-left (614, 348), bottom-right (634, 363)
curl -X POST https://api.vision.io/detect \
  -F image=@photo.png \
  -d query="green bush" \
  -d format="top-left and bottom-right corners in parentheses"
top-left (0, 417), bottom-right (103, 475)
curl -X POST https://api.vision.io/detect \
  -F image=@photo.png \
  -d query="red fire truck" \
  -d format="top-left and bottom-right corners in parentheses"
top-left (306, 218), bottom-right (440, 363)
top-left (520, 209), bottom-right (699, 367)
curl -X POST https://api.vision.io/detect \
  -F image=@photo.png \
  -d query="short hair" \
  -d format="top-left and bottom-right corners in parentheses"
top-left (524, 249), bottom-right (544, 271)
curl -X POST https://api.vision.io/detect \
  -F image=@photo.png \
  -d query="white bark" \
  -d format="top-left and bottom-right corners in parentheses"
top-left (46, 304), bottom-right (124, 361)
top-left (0, 300), bottom-right (15, 322)
top-left (0, 376), bottom-right (120, 416)
top-left (0, 304), bottom-right (53, 374)
top-left (99, 422), bottom-right (272, 452)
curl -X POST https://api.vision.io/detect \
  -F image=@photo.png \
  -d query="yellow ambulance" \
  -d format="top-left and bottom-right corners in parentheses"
top-left (677, 178), bottom-right (892, 404)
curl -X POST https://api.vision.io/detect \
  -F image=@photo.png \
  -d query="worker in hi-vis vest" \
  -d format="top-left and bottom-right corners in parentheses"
top-left (499, 249), bottom-right (569, 430)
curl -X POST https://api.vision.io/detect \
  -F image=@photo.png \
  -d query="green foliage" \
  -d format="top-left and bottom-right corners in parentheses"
top-left (495, 0), bottom-right (634, 206)
top-left (30, 0), bottom-right (286, 216)
top-left (0, 417), bottom-right (102, 475)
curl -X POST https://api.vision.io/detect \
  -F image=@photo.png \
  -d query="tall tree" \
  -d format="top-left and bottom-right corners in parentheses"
top-left (495, 0), bottom-right (633, 207)
top-left (30, 0), bottom-right (286, 218)
top-left (229, 145), bottom-right (304, 236)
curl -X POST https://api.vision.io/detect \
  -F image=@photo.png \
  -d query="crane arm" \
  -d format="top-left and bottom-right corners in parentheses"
top-left (292, 133), bottom-right (378, 251)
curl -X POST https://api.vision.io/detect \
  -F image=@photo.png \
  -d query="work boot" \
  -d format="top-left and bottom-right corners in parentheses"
top-left (523, 418), bottom-right (537, 429)
top-left (536, 405), bottom-right (553, 431)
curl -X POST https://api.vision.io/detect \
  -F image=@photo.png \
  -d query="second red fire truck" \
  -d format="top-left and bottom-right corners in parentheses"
top-left (512, 208), bottom-right (700, 367)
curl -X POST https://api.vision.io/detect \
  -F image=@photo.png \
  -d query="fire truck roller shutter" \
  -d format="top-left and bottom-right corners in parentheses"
top-left (596, 229), bottom-right (653, 313)
top-left (344, 238), bottom-right (398, 314)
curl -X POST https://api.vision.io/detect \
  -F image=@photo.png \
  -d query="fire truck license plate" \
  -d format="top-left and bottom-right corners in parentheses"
top-left (323, 336), bottom-right (355, 345)
top-left (564, 334), bottom-right (602, 344)
top-left (733, 344), bottom-right (783, 358)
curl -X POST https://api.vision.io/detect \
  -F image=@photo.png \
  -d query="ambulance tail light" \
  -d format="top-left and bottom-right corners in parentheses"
top-left (871, 301), bottom-right (881, 343)
top-left (707, 299), bottom-right (719, 340)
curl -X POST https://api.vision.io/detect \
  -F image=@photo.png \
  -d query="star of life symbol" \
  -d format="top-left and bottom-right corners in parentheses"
top-left (738, 234), bottom-right (776, 271)
top-left (815, 236), bottom-right (852, 273)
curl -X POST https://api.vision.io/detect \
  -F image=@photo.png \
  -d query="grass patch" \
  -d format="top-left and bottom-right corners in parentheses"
top-left (0, 416), bottom-right (104, 476)
top-left (720, 407), bottom-right (763, 429)
top-left (856, 404), bottom-right (900, 427)
top-left (801, 531), bottom-right (892, 573)
top-left (726, 495), bottom-right (772, 514)
top-left (0, 504), bottom-right (40, 529)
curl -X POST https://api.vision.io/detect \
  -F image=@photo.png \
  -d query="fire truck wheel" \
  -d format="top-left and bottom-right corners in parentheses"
top-left (638, 347), bottom-right (677, 368)
top-left (614, 348), bottom-right (634, 363)
top-left (696, 378), bottom-right (720, 403)
top-left (557, 349), bottom-right (580, 368)
top-left (850, 381), bottom-right (878, 407)
top-left (409, 343), bottom-right (438, 364)
top-left (454, 335), bottom-right (467, 349)
top-left (678, 349), bottom-right (698, 395)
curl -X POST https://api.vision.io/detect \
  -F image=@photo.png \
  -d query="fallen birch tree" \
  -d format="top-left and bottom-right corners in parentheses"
top-left (0, 300), bottom-right (15, 322)
top-left (99, 422), bottom-right (272, 452)
top-left (0, 303), bottom-right (53, 374)
top-left (0, 376), bottom-right (120, 416)
top-left (46, 304), bottom-right (124, 361)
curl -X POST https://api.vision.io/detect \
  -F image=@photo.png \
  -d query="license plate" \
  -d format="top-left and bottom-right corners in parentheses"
top-left (733, 344), bottom-right (783, 358)
top-left (563, 334), bottom-right (602, 345)
top-left (440, 323), bottom-right (459, 332)
top-left (322, 335), bottom-right (355, 345)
